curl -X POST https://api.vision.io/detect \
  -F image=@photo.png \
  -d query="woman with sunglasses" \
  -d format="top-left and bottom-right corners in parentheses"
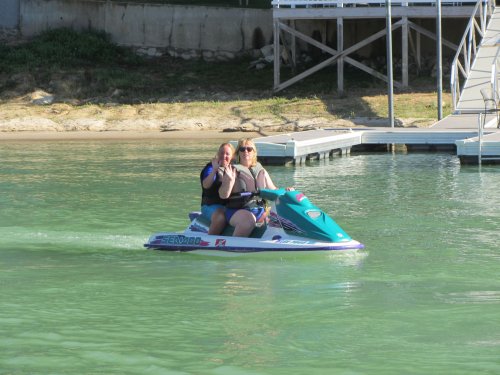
top-left (219, 138), bottom-right (280, 237)
top-left (200, 142), bottom-right (235, 235)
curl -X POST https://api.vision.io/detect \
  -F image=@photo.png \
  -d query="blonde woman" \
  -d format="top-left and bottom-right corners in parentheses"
top-left (219, 138), bottom-right (279, 237)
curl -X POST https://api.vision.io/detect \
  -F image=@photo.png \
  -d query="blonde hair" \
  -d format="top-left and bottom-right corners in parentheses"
top-left (236, 138), bottom-right (258, 167)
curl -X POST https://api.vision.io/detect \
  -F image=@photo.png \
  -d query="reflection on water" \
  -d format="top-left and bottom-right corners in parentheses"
top-left (1, 140), bottom-right (500, 374)
top-left (437, 290), bottom-right (500, 304)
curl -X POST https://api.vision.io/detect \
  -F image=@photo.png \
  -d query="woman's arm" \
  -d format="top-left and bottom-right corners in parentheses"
top-left (263, 170), bottom-right (278, 190)
top-left (202, 158), bottom-right (219, 189)
top-left (263, 169), bottom-right (294, 191)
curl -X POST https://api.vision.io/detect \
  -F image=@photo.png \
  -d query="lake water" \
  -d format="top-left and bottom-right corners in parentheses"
top-left (1, 138), bottom-right (500, 374)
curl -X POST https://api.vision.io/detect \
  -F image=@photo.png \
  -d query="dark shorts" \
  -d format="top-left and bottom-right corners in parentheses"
top-left (225, 206), bottom-right (265, 222)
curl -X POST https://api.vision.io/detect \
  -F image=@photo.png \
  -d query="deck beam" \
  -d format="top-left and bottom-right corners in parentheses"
top-left (273, 2), bottom-right (474, 93)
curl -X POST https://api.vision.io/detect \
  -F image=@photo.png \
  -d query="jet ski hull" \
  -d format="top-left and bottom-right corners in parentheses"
top-left (145, 189), bottom-right (364, 253)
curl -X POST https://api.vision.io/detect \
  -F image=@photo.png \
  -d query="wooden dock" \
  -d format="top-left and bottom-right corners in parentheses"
top-left (272, 0), bottom-right (485, 93)
top-left (255, 0), bottom-right (500, 165)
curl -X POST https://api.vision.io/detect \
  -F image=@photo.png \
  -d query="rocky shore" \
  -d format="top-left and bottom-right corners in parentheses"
top-left (0, 85), bottom-right (440, 142)
top-left (0, 91), bottom-right (435, 140)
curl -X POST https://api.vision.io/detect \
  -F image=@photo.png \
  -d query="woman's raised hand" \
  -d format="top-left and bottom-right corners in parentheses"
top-left (211, 156), bottom-right (219, 169)
top-left (224, 164), bottom-right (236, 181)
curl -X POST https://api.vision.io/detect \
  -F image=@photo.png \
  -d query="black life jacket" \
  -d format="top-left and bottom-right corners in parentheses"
top-left (200, 162), bottom-right (227, 206)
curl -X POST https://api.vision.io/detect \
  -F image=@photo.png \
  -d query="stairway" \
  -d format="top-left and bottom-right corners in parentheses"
top-left (455, 7), bottom-right (500, 113)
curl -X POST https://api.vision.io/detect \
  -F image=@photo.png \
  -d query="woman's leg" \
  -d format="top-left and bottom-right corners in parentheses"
top-left (208, 208), bottom-right (226, 235)
top-left (229, 209), bottom-right (256, 237)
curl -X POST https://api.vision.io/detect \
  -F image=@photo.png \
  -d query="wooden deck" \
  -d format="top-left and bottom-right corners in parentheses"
top-left (273, 1), bottom-right (476, 19)
top-left (272, 0), bottom-right (487, 93)
top-left (260, 0), bottom-right (500, 165)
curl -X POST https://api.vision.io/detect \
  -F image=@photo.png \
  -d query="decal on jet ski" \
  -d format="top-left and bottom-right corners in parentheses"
top-left (275, 239), bottom-right (313, 245)
top-left (295, 193), bottom-right (306, 202)
top-left (189, 222), bottom-right (208, 233)
top-left (158, 235), bottom-right (203, 246)
top-left (215, 239), bottom-right (226, 247)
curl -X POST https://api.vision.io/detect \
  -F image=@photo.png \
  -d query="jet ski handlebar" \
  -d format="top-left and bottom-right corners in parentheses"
top-left (228, 191), bottom-right (259, 199)
top-left (229, 188), bottom-right (289, 201)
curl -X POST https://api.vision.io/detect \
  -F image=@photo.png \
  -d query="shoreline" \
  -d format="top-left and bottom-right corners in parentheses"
top-left (0, 130), bottom-right (271, 141)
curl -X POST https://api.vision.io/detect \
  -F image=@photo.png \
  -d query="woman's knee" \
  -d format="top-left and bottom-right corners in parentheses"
top-left (230, 210), bottom-right (256, 229)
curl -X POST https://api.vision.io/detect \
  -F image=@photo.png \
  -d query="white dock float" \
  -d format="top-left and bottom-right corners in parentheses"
top-left (251, 128), bottom-right (479, 165)
top-left (253, 130), bottom-right (362, 164)
top-left (456, 131), bottom-right (500, 163)
top-left (360, 128), bottom-right (478, 145)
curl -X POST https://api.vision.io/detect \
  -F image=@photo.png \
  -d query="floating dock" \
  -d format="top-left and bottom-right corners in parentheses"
top-left (250, 114), bottom-right (500, 165)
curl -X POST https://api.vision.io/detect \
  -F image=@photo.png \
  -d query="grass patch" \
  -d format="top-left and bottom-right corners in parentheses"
top-left (0, 28), bottom-right (452, 122)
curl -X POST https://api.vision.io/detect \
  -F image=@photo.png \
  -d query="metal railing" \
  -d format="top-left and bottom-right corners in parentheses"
top-left (477, 46), bottom-right (500, 164)
top-left (491, 46), bottom-right (500, 104)
top-left (272, 0), bottom-right (478, 7)
top-left (450, 0), bottom-right (494, 111)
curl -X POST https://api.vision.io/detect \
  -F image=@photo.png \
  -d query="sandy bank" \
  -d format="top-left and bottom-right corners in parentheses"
top-left (0, 130), bottom-right (273, 141)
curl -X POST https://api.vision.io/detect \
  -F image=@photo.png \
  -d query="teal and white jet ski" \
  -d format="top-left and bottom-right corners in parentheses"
top-left (144, 189), bottom-right (364, 253)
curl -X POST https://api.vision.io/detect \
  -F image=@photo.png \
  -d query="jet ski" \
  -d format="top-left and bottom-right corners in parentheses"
top-left (144, 188), bottom-right (364, 253)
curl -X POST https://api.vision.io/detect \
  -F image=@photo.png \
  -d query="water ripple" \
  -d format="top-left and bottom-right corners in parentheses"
top-left (436, 290), bottom-right (500, 304)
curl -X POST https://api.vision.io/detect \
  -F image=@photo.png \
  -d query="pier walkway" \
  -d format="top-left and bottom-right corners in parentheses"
top-left (455, 7), bottom-right (500, 113)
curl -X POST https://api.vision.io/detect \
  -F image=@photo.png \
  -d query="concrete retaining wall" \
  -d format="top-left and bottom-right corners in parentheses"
top-left (0, 0), bottom-right (20, 28)
top-left (17, 0), bottom-right (465, 62)
top-left (20, 0), bottom-right (273, 60)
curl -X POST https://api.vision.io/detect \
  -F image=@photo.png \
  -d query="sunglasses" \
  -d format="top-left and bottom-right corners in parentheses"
top-left (238, 146), bottom-right (254, 152)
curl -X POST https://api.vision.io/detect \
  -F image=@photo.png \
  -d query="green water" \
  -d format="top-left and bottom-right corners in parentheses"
top-left (1, 139), bottom-right (500, 374)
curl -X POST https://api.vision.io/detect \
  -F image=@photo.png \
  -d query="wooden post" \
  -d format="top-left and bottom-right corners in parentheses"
top-left (386, 0), bottom-right (395, 128)
top-left (402, 17), bottom-right (408, 87)
top-left (437, 0), bottom-right (443, 120)
top-left (416, 26), bottom-right (421, 71)
top-left (337, 16), bottom-right (344, 96)
top-left (274, 20), bottom-right (280, 91)
top-left (292, 20), bottom-right (297, 69)
top-left (408, 25), bottom-right (421, 72)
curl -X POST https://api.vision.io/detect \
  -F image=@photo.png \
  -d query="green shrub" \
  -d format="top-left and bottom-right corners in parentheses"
top-left (0, 28), bottom-right (142, 73)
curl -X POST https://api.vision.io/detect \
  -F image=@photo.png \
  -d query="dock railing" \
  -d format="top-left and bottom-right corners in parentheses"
top-left (272, 0), bottom-right (477, 6)
top-left (491, 46), bottom-right (500, 105)
top-left (450, 0), bottom-right (494, 111)
top-left (477, 46), bottom-right (500, 164)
